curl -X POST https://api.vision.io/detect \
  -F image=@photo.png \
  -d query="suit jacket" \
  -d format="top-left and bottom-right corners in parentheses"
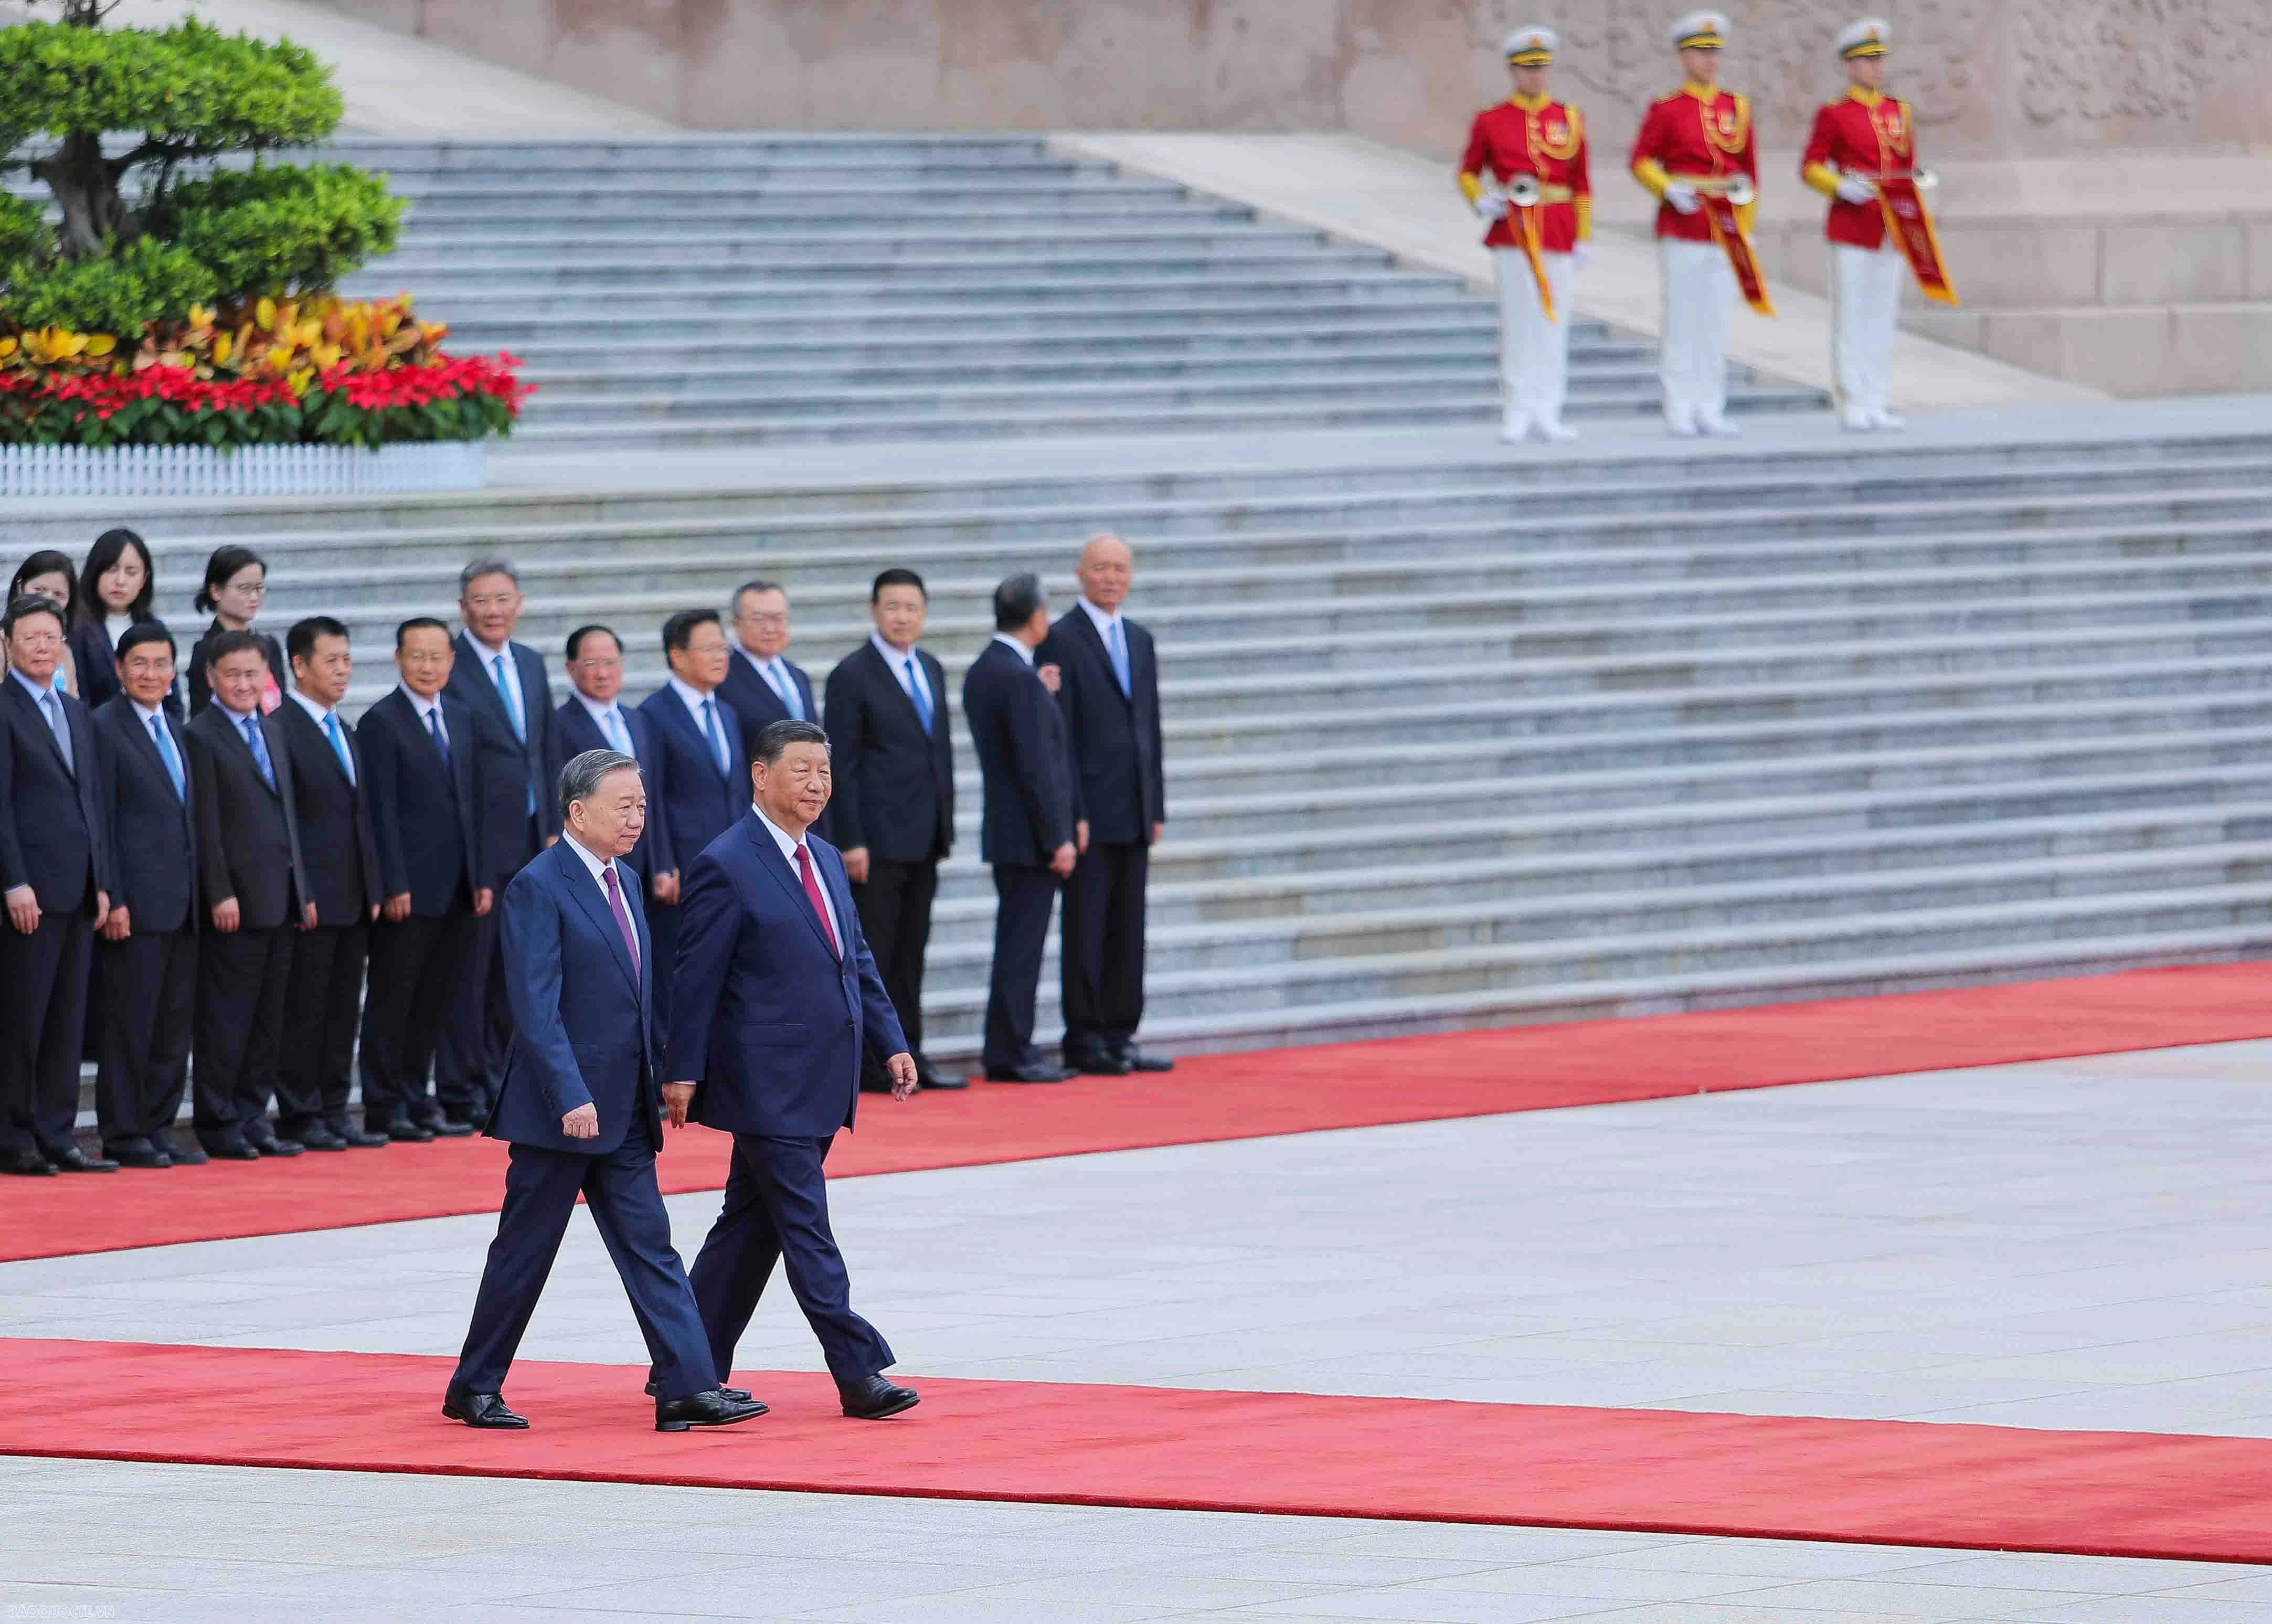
top-left (274, 698), bottom-right (384, 929)
top-left (555, 696), bottom-right (675, 884)
top-left (636, 685), bottom-right (745, 885)
top-left (486, 837), bottom-right (662, 1156)
top-left (962, 639), bottom-right (1075, 869)
top-left (356, 687), bottom-right (485, 916)
top-left (73, 619), bottom-right (186, 721)
top-left (822, 640), bottom-right (953, 864)
top-left (92, 695), bottom-right (197, 936)
top-left (661, 813), bottom-right (906, 1140)
top-left (186, 701), bottom-right (309, 930)
top-left (718, 648), bottom-right (830, 843)
top-left (1037, 606), bottom-right (1165, 846)
top-left (446, 631), bottom-right (565, 884)
top-left (185, 622), bottom-right (284, 717)
top-left (0, 675), bottom-right (109, 914)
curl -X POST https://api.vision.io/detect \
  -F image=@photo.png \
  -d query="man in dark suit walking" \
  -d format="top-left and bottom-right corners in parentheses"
top-left (720, 578), bottom-right (829, 843)
top-left (963, 574), bottom-right (1079, 1084)
top-left (447, 749), bottom-right (765, 1434)
top-left (357, 619), bottom-right (492, 1141)
top-left (186, 630), bottom-right (312, 1159)
top-left (636, 609), bottom-right (743, 1026)
top-left (274, 617), bottom-right (387, 1150)
top-left (0, 594), bottom-right (116, 1175)
top-left (1037, 535), bottom-right (1174, 1076)
top-left (440, 559), bottom-right (564, 1130)
top-left (666, 719), bottom-right (922, 1420)
top-left (91, 622), bottom-right (200, 1168)
top-left (822, 569), bottom-right (958, 1091)
top-left (558, 625), bottom-right (675, 910)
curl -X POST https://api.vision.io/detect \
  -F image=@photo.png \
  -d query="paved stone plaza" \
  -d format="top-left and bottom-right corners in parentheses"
top-left (8, 1041), bottom-right (2272, 1621)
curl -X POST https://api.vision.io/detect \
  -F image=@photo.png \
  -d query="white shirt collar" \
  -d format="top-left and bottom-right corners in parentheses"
top-left (1078, 597), bottom-right (1123, 635)
top-left (559, 829), bottom-right (619, 888)
top-left (736, 644), bottom-right (783, 677)
top-left (668, 674), bottom-right (717, 715)
top-left (750, 802), bottom-right (810, 862)
top-left (575, 688), bottom-right (624, 726)
top-left (870, 630), bottom-right (923, 668)
top-left (991, 632), bottom-right (1036, 665)
top-left (130, 696), bottom-right (166, 725)
top-left (466, 629), bottom-right (513, 663)
top-left (215, 697), bottom-right (260, 726)
top-left (288, 688), bottom-right (335, 726)
top-left (398, 682), bottom-right (443, 719)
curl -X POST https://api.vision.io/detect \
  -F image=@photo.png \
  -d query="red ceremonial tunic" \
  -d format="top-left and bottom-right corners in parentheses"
top-left (1457, 95), bottom-right (1592, 253)
top-left (1801, 89), bottom-right (1916, 249)
top-left (1627, 84), bottom-right (1758, 242)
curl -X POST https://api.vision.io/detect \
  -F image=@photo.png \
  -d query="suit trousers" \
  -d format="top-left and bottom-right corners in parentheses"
top-left (359, 906), bottom-right (476, 1129)
top-left (2, 909), bottom-right (93, 1162)
top-left (646, 894), bottom-right (680, 1036)
top-left (454, 1137), bottom-right (717, 1403)
top-left (1658, 236), bottom-right (1736, 431)
top-left (851, 856), bottom-right (937, 1077)
top-left (436, 816), bottom-right (538, 1117)
top-left (192, 925), bottom-right (294, 1144)
top-left (686, 1132), bottom-right (894, 1389)
top-left (1493, 247), bottom-right (1574, 432)
top-left (983, 865), bottom-right (1060, 1071)
top-left (91, 927), bottom-right (197, 1150)
top-left (1060, 838), bottom-right (1149, 1052)
top-left (276, 921), bottom-right (369, 1138)
top-left (1831, 241), bottom-right (1904, 422)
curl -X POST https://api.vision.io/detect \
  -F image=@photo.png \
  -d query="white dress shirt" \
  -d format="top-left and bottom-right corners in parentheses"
top-left (991, 633), bottom-right (1036, 665)
top-left (575, 689), bottom-right (637, 755)
top-left (752, 802), bottom-right (842, 950)
top-left (668, 675), bottom-right (731, 771)
top-left (288, 688), bottom-right (355, 784)
top-left (735, 645), bottom-right (807, 720)
top-left (468, 631), bottom-right (527, 736)
top-left (1077, 597), bottom-right (1124, 642)
top-left (870, 631), bottom-right (934, 717)
top-left (560, 828), bottom-right (624, 894)
top-left (399, 682), bottom-right (450, 748)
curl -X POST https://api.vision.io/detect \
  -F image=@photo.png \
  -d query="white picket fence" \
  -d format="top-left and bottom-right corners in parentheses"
top-left (0, 440), bottom-right (486, 497)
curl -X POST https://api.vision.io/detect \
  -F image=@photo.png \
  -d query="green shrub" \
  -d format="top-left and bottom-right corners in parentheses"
top-left (4, 236), bottom-right (217, 333)
top-left (148, 164), bottom-right (404, 303)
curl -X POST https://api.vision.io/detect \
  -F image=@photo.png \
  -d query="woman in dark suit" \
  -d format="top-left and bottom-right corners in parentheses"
top-left (184, 545), bottom-right (283, 716)
top-left (69, 528), bottom-right (177, 716)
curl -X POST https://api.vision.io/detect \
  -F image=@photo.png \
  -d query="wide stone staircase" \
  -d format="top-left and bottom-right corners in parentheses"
top-left (324, 134), bottom-right (1820, 445)
top-left (31, 424), bottom-right (2272, 1063)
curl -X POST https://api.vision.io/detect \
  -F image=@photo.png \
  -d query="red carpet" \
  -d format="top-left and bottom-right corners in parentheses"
top-left (9, 961), bottom-right (2271, 1263)
top-left (6, 1339), bottom-right (2271, 1563)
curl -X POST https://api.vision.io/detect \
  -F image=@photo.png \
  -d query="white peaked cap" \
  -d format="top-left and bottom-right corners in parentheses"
top-left (1500, 26), bottom-right (1559, 62)
top-left (1668, 10), bottom-right (1730, 48)
top-left (1835, 17), bottom-right (1892, 57)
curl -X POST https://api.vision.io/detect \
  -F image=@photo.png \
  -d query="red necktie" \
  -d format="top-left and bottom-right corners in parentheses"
top-left (795, 843), bottom-right (840, 957)
top-left (600, 865), bottom-right (640, 976)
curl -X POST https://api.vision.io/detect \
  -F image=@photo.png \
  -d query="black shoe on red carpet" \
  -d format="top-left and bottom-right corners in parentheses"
top-left (442, 1387), bottom-right (528, 1429)
top-left (1112, 1043), bottom-right (1175, 1073)
top-left (645, 1377), bottom-right (753, 1403)
top-left (655, 1389), bottom-right (768, 1432)
top-left (53, 1147), bottom-right (120, 1172)
top-left (839, 1374), bottom-right (920, 1420)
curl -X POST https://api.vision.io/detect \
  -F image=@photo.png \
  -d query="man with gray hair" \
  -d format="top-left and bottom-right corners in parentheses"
top-left (718, 578), bottom-right (829, 843)
top-left (440, 557), bottom-right (565, 1132)
top-left (962, 573), bottom-right (1078, 1083)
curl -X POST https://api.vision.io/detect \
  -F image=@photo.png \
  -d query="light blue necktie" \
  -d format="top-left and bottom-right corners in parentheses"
top-left (323, 711), bottom-right (355, 785)
top-left (1107, 619), bottom-right (1132, 697)
top-left (767, 661), bottom-right (804, 721)
top-left (493, 652), bottom-right (535, 815)
top-left (38, 689), bottom-right (73, 776)
top-left (903, 657), bottom-right (933, 734)
top-left (149, 714), bottom-right (185, 799)
top-left (701, 696), bottom-right (729, 777)
top-left (239, 712), bottom-right (275, 791)
top-left (602, 707), bottom-right (631, 755)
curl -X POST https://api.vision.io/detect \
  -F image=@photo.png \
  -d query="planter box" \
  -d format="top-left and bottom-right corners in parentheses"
top-left (0, 440), bottom-right (486, 498)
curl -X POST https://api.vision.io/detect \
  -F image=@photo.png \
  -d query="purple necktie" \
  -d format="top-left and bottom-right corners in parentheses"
top-left (600, 864), bottom-right (640, 976)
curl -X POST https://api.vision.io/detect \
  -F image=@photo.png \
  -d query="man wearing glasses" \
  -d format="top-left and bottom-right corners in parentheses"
top-left (718, 580), bottom-right (830, 844)
top-left (557, 624), bottom-right (677, 922)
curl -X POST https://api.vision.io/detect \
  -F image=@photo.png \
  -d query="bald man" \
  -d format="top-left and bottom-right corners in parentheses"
top-left (1034, 537), bottom-right (1173, 1076)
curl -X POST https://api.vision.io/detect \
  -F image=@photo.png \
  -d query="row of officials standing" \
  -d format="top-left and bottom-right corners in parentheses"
top-left (0, 537), bottom-right (1171, 1175)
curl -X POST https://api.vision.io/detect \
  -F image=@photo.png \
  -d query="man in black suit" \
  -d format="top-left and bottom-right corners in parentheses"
top-left (720, 578), bottom-right (829, 843)
top-left (186, 629), bottom-right (313, 1159)
top-left (823, 569), bottom-right (959, 1092)
top-left (440, 558), bottom-right (564, 1130)
top-left (963, 574), bottom-right (1079, 1084)
top-left (357, 618), bottom-right (492, 1141)
top-left (274, 617), bottom-right (387, 1151)
top-left (91, 622), bottom-right (200, 1169)
top-left (635, 609), bottom-right (744, 1027)
top-left (1037, 534), bottom-right (1174, 1076)
top-left (0, 595), bottom-right (116, 1175)
top-left (558, 625), bottom-right (675, 908)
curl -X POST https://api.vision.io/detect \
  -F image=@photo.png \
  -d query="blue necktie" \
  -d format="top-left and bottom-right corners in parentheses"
top-left (701, 696), bottom-right (729, 777)
top-left (240, 712), bottom-right (275, 791)
top-left (493, 652), bottom-right (535, 815)
top-left (149, 714), bottom-right (185, 799)
top-left (768, 662), bottom-right (804, 722)
top-left (323, 712), bottom-right (355, 784)
top-left (1107, 620), bottom-right (1132, 698)
top-left (603, 707), bottom-right (631, 755)
top-left (428, 704), bottom-right (452, 769)
top-left (903, 657), bottom-right (933, 734)
top-left (38, 689), bottom-right (73, 776)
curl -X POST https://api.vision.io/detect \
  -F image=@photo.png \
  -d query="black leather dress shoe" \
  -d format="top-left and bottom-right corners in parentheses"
top-left (385, 1120), bottom-right (436, 1143)
top-left (839, 1373), bottom-right (920, 1420)
top-left (332, 1122), bottom-right (389, 1149)
top-left (295, 1129), bottom-right (351, 1152)
top-left (1065, 1047), bottom-right (1132, 1076)
top-left (204, 1138), bottom-right (261, 1161)
top-left (52, 1147), bottom-right (120, 1173)
top-left (108, 1139), bottom-right (171, 1170)
top-left (1113, 1043), bottom-right (1176, 1073)
top-left (431, 1118), bottom-right (477, 1138)
top-left (985, 1062), bottom-right (1075, 1084)
top-left (442, 1388), bottom-right (528, 1429)
top-left (2, 1151), bottom-right (56, 1177)
top-left (247, 1134), bottom-right (304, 1158)
top-left (166, 1140), bottom-right (208, 1166)
top-left (646, 1377), bottom-right (755, 1403)
top-left (655, 1388), bottom-right (768, 1432)
top-left (918, 1067), bottom-right (970, 1091)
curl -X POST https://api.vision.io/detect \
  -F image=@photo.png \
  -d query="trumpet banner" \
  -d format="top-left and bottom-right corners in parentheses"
top-left (1876, 177), bottom-right (1960, 305)
top-left (1699, 193), bottom-right (1775, 316)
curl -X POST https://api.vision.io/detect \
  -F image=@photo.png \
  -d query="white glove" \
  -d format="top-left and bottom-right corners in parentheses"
top-left (1474, 193), bottom-right (1511, 221)
top-left (1663, 182), bottom-right (1702, 215)
top-left (1571, 241), bottom-right (1591, 271)
top-left (1834, 174), bottom-right (1877, 204)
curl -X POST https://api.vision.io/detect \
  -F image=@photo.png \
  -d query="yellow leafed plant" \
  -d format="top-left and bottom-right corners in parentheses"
top-left (0, 294), bottom-right (448, 399)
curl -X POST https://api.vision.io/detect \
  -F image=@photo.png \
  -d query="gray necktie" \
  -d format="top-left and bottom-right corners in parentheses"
top-left (39, 689), bottom-right (73, 776)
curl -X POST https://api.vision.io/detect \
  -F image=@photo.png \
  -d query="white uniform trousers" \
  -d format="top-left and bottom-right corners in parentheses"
top-left (1830, 240), bottom-right (1905, 424)
top-left (1657, 236), bottom-right (1736, 432)
top-left (1493, 247), bottom-right (1574, 434)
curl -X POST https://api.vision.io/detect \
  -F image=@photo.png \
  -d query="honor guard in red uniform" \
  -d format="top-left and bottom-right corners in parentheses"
top-left (1457, 25), bottom-right (1593, 443)
top-left (1628, 10), bottom-right (1760, 437)
top-left (1803, 18), bottom-right (1912, 431)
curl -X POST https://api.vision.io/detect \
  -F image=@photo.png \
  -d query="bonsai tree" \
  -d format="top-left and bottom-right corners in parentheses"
top-left (0, 0), bottom-right (402, 334)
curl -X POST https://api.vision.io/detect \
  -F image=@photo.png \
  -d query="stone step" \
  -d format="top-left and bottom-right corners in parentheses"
top-left (368, 247), bottom-right (1410, 290)
top-left (373, 238), bottom-right (1395, 275)
top-left (394, 197), bottom-right (1256, 227)
top-left (401, 224), bottom-right (1321, 254)
top-left (321, 134), bottom-right (1058, 159)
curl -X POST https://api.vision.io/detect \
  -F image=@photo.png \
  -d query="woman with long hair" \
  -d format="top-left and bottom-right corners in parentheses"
top-left (186, 545), bottom-right (283, 716)
top-left (9, 550), bottom-right (83, 697)
top-left (69, 528), bottom-right (169, 713)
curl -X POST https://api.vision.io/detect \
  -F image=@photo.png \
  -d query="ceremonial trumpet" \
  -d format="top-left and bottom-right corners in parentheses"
top-left (1692, 174), bottom-right (1756, 207)
top-left (1848, 166), bottom-right (1938, 189)
top-left (1504, 173), bottom-right (1544, 208)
